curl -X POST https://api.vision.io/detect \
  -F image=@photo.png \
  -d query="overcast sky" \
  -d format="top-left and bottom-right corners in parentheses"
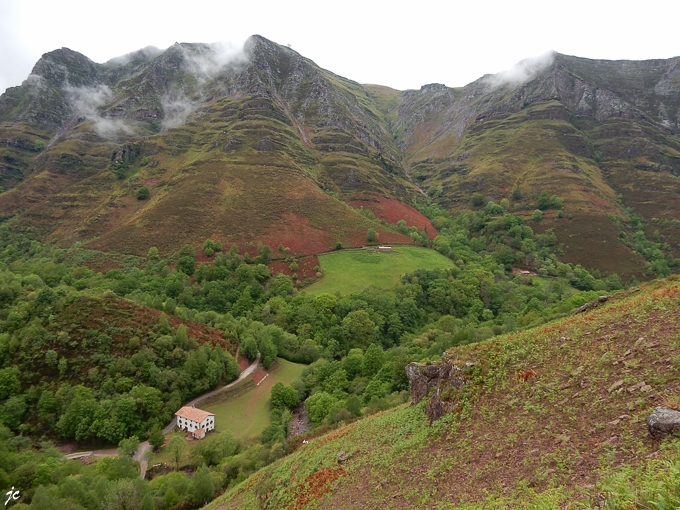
top-left (1, 0), bottom-right (680, 96)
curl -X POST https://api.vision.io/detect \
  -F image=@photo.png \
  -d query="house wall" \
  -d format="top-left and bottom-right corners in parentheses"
top-left (199, 416), bottom-right (215, 431)
top-left (176, 415), bottom-right (215, 432)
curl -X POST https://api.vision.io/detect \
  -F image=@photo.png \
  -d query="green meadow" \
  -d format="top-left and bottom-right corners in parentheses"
top-left (306, 246), bottom-right (454, 296)
top-left (201, 358), bottom-right (306, 440)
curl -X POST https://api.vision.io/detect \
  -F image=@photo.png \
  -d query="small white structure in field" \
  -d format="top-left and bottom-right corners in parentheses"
top-left (377, 246), bottom-right (393, 252)
top-left (175, 406), bottom-right (215, 439)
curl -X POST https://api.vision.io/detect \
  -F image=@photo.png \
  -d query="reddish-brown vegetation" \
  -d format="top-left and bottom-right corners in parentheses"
top-left (516, 369), bottom-right (537, 381)
top-left (136, 302), bottom-right (235, 349)
top-left (286, 467), bottom-right (346, 510)
top-left (237, 356), bottom-right (250, 372)
top-left (347, 195), bottom-right (438, 240)
top-left (269, 255), bottom-right (321, 279)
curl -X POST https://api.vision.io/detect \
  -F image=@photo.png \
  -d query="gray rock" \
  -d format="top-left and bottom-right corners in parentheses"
top-left (607, 379), bottom-right (624, 392)
top-left (647, 406), bottom-right (680, 439)
top-left (405, 357), bottom-right (472, 423)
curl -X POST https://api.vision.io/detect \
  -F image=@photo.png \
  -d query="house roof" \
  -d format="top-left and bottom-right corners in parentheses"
top-left (175, 406), bottom-right (214, 422)
top-left (193, 428), bottom-right (205, 437)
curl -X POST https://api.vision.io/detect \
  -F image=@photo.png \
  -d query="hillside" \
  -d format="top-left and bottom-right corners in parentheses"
top-left (0, 286), bottom-right (241, 444)
top-left (209, 276), bottom-right (680, 509)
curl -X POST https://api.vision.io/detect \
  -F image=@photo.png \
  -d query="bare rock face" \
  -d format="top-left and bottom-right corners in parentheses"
top-left (406, 355), bottom-right (473, 423)
top-left (647, 406), bottom-right (680, 439)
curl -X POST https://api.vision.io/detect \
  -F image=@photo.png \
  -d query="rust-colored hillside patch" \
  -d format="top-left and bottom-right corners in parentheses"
top-left (260, 212), bottom-right (332, 255)
top-left (286, 467), bottom-right (346, 510)
top-left (347, 195), bottom-right (438, 240)
top-left (251, 366), bottom-right (268, 385)
top-left (269, 255), bottom-right (321, 279)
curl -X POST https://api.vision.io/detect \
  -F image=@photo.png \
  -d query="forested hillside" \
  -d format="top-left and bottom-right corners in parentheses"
top-left (0, 197), bottom-right (636, 507)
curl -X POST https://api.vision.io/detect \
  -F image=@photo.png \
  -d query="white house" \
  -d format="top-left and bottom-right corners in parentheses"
top-left (175, 406), bottom-right (215, 439)
top-left (377, 246), bottom-right (393, 252)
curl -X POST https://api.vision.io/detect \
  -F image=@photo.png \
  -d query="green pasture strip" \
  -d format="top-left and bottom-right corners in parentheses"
top-left (202, 359), bottom-right (306, 440)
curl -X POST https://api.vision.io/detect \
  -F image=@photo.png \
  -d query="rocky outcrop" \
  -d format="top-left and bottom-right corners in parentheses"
top-left (647, 406), bottom-right (680, 439)
top-left (574, 295), bottom-right (611, 315)
top-left (406, 355), bottom-right (474, 423)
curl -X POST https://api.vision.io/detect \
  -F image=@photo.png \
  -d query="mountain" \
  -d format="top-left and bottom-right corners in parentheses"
top-left (1, 38), bottom-right (679, 277)
top-left (0, 36), bottom-right (427, 257)
top-left (392, 53), bottom-right (680, 276)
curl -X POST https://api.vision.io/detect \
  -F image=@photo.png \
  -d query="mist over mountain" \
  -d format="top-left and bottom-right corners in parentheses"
top-left (1, 35), bottom-right (679, 277)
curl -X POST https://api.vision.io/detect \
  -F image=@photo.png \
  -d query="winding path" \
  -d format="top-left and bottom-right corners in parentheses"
top-left (65, 353), bottom-right (261, 479)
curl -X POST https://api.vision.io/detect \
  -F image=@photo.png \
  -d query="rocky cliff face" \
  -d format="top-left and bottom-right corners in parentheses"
top-left (405, 355), bottom-right (475, 423)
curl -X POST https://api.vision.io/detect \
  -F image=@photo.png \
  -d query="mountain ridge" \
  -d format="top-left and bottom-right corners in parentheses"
top-left (0, 37), bottom-right (679, 277)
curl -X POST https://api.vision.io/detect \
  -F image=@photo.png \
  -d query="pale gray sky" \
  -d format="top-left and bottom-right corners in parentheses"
top-left (1, 0), bottom-right (680, 95)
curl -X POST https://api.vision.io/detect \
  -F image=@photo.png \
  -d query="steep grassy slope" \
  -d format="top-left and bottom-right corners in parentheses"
top-left (209, 276), bottom-right (680, 509)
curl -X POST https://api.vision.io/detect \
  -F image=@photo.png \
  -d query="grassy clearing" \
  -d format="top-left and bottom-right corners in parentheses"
top-left (201, 359), bottom-right (306, 440)
top-left (209, 276), bottom-right (680, 509)
top-left (147, 430), bottom-right (185, 465)
top-left (306, 246), bottom-right (454, 296)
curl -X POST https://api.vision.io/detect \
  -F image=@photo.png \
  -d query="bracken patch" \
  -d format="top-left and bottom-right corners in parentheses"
top-left (285, 467), bottom-right (346, 510)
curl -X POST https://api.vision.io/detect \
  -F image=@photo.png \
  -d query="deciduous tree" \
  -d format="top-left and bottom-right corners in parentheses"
top-left (166, 436), bottom-right (187, 471)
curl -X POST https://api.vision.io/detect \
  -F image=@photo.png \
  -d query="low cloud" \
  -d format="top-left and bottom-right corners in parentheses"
top-left (105, 46), bottom-right (163, 67)
top-left (185, 41), bottom-right (248, 82)
top-left (485, 51), bottom-right (555, 90)
top-left (60, 40), bottom-right (248, 134)
top-left (65, 83), bottom-right (112, 117)
top-left (161, 95), bottom-right (199, 130)
top-left (91, 117), bottom-right (134, 137)
top-left (159, 41), bottom-right (248, 129)
top-left (64, 83), bottom-right (133, 137)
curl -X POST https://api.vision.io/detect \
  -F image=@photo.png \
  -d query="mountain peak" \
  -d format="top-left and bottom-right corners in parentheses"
top-left (31, 47), bottom-right (99, 87)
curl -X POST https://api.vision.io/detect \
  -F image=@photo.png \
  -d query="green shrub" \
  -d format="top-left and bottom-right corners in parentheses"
top-left (470, 192), bottom-right (485, 206)
top-left (176, 256), bottom-right (195, 275)
top-left (136, 187), bottom-right (150, 200)
top-left (203, 240), bottom-right (214, 257)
